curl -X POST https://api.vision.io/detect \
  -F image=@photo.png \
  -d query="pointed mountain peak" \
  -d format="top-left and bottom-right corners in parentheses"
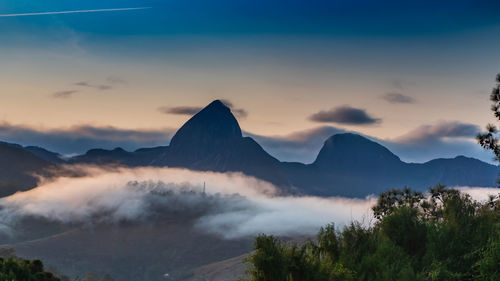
top-left (205, 99), bottom-right (230, 110)
top-left (167, 100), bottom-right (243, 164)
top-left (170, 100), bottom-right (242, 145)
top-left (313, 133), bottom-right (401, 170)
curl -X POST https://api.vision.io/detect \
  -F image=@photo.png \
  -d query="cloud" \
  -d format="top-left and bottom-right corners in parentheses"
top-left (382, 138), bottom-right (492, 164)
top-left (382, 92), bottom-right (415, 104)
top-left (0, 166), bottom-right (376, 238)
top-left (389, 78), bottom-right (417, 91)
top-left (159, 99), bottom-right (248, 119)
top-left (0, 118), bottom-right (491, 165)
top-left (0, 122), bottom-right (175, 155)
top-left (379, 121), bottom-right (493, 163)
top-left (0, 166), bottom-right (495, 239)
top-left (52, 90), bottom-right (79, 99)
top-left (106, 77), bottom-right (127, 84)
top-left (394, 121), bottom-right (480, 144)
top-left (249, 123), bottom-right (493, 164)
top-left (232, 108), bottom-right (248, 119)
top-left (52, 78), bottom-right (126, 99)
top-left (219, 99), bottom-right (234, 108)
top-left (0, 7), bottom-right (151, 18)
top-left (75, 81), bottom-right (112, 91)
top-left (158, 106), bottom-right (202, 116)
top-left (455, 187), bottom-right (500, 202)
top-left (309, 106), bottom-right (381, 125)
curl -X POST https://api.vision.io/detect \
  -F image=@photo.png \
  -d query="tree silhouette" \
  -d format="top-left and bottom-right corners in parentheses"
top-left (477, 73), bottom-right (500, 164)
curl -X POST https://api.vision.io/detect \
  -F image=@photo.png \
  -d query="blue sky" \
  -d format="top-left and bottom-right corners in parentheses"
top-left (0, 0), bottom-right (499, 163)
top-left (3, 0), bottom-right (500, 34)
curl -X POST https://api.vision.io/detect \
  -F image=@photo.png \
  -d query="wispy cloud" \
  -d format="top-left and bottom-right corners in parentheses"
top-left (159, 99), bottom-right (249, 119)
top-left (75, 81), bottom-right (112, 90)
top-left (51, 78), bottom-right (123, 99)
top-left (232, 108), bottom-right (248, 119)
top-left (52, 90), bottom-right (79, 99)
top-left (0, 7), bottom-right (151, 18)
top-left (394, 121), bottom-right (480, 144)
top-left (106, 77), bottom-right (127, 85)
top-left (389, 78), bottom-right (417, 91)
top-left (158, 106), bottom-right (202, 116)
top-left (382, 92), bottom-right (416, 104)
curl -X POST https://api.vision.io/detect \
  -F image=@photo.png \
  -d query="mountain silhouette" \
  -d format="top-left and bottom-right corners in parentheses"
top-left (3, 100), bottom-right (498, 198)
top-left (24, 146), bottom-right (65, 164)
top-left (154, 100), bottom-right (290, 187)
top-left (0, 142), bottom-right (57, 197)
top-left (279, 134), bottom-right (499, 197)
top-left (313, 133), bottom-right (403, 172)
top-left (68, 100), bottom-right (499, 197)
top-left (164, 100), bottom-right (243, 166)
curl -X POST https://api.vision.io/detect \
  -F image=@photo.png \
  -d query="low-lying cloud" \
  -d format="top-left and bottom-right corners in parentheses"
top-left (0, 167), bottom-right (497, 239)
top-left (309, 106), bottom-right (381, 125)
top-left (0, 166), bottom-right (376, 239)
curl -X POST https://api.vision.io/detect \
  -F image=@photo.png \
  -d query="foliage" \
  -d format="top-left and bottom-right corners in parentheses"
top-left (477, 73), bottom-right (500, 163)
top-left (0, 257), bottom-right (61, 281)
top-left (244, 186), bottom-right (500, 281)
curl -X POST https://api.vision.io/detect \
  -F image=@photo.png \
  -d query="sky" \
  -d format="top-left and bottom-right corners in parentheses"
top-left (1, 0), bottom-right (500, 163)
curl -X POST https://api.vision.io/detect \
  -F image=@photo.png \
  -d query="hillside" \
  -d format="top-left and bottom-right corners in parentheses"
top-left (0, 142), bottom-right (57, 197)
top-left (3, 211), bottom-right (253, 281)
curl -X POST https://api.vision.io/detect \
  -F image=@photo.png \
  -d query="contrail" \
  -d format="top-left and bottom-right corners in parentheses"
top-left (0, 7), bottom-right (151, 17)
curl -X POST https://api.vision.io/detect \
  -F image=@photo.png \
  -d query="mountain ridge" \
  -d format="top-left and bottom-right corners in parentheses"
top-left (1, 100), bottom-right (498, 197)
top-left (0, 142), bottom-right (57, 197)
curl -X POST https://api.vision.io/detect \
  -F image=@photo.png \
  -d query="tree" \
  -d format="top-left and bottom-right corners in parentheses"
top-left (244, 186), bottom-right (499, 281)
top-left (244, 235), bottom-right (288, 281)
top-left (0, 257), bottom-right (61, 281)
top-left (477, 73), bottom-right (500, 164)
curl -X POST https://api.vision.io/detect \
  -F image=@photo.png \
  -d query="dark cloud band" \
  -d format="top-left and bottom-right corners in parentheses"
top-left (158, 106), bottom-right (202, 116)
top-left (0, 123), bottom-right (174, 155)
top-left (309, 106), bottom-right (380, 125)
top-left (159, 100), bottom-right (248, 118)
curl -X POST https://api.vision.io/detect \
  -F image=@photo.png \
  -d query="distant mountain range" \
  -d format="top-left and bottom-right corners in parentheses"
top-left (0, 142), bottom-right (58, 197)
top-left (1, 100), bottom-right (498, 197)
